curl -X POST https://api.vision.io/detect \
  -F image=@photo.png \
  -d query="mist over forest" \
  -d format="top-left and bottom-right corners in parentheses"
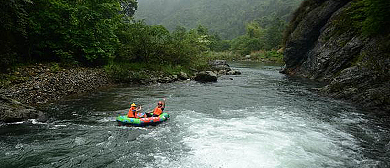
top-left (135, 0), bottom-right (303, 39)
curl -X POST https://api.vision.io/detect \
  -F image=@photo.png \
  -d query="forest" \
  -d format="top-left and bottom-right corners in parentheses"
top-left (135, 0), bottom-right (303, 40)
top-left (1, 0), bottom-right (303, 76)
top-left (1, 0), bottom-right (389, 81)
top-left (135, 0), bottom-right (304, 58)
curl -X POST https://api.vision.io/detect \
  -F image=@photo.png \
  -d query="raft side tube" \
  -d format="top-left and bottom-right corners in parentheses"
top-left (116, 113), bottom-right (169, 126)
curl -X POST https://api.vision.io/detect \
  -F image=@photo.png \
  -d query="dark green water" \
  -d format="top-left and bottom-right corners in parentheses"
top-left (1, 62), bottom-right (389, 168)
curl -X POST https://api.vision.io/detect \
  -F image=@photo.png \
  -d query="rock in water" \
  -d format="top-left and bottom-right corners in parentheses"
top-left (0, 95), bottom-right (46, 123)
top-left (209, 60), bottom-right (231, 71)
top-left (194, 71), bottom-right (218, 82)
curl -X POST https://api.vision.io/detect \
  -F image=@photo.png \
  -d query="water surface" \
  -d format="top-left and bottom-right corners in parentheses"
top-left (1, 62), bottom-right (389, 168)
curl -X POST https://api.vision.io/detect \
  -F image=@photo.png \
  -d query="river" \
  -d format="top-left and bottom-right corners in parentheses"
top-left (1, 62), bottom-right (389, 168)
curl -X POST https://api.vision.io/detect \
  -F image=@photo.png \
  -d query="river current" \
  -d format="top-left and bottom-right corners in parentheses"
top-left (1, 62), bottom-right (389, 168)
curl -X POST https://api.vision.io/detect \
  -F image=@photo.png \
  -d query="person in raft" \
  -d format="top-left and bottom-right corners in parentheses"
top-left (127, 103), bottom-right (145, 118)
top-left (148, 99), bottom-right (166, 117)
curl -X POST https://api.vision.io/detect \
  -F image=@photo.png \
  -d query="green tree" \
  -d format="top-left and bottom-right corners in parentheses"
top-left (262, 17), bottom-right (287, 50)
top-left (0, 0), bottom-right (31, 71)
top-left (0, 0), bottom-right (137, 68)
top-left (116, 20), bottom-right (171, 64)
top-left (230, 16), bottom-right (287, 54)
top-left (27, 0), bottom-right (130, 65)
top-left (116, 21), bottom-right (204, 67)
top-left (135, 0), bottom-right (303, 39)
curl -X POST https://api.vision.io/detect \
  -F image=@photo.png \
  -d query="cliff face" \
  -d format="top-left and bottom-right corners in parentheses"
top-left (282, 0), bottom-right (390, 113)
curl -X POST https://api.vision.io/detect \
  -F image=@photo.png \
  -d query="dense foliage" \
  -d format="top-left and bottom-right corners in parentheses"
top-left (1, 0), bottom-right (303, 74)
top-left (230, 16), bottom-right (287, 55)
top-left (28, 0), bottom-right (132, 65)
top-left (351, 0), bottom-right (390, 36)
top-left (0, 0), bottom-right (211, 76)
top-left (134, 0), bottom-right (302, 61)
top-left (116, 22), bottom-right (211, 66)
top-left (1, 0), bottom-right (30, 71)
top-left (104, 23), bottom-right (223, 82)
top-left (1, 0), bottom-right (229, 77)
top-left (1, 0), bottom-right (137, 71)
top-left (8, 0), bottom-right (388, 78)
top-left (135, 0), bottom-right (303, 40)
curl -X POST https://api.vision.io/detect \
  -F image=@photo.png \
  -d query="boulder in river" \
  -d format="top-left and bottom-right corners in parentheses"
top-left (194, 71), bottom-right (218, 82)
top-left (208, 60), bottom-right (242, 76)
top-left (209, 60), bottom-right (231, 71)
top-left (0, 95), bottom-right (46, 123)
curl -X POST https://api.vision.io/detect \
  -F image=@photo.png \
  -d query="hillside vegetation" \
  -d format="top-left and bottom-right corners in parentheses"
top-left (135, 0), bottom-right (303, 39)
top-left (1, 0), bottom-right (305, 82)
top-left (0, 0), bottom-right (223, 84)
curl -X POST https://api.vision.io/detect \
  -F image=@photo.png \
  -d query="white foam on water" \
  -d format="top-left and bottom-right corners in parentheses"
top-left (29, 119), bottom-right (49, 125)
top-left (1, 119), bottom-right (47, 126)
top-left (97, 116), bottom-right (116, 123)
top-left (5, 121), bottom-right (25, 125)
top-left (177, 116), bottom-right (283, 167)
top-left (159, 108), bottom-right (369, 168)
top-left (51, 124), bottom-right (67, 129)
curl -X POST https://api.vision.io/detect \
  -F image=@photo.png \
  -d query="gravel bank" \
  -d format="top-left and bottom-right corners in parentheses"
top-left (0, 64), bottom-right (113, 123)
top-left (1, 64), bottom-right (112, 105)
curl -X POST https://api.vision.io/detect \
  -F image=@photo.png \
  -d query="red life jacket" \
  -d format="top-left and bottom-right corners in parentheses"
top-left (153, 107), bottom-right (163, 116)
top-left (127, 107), bottom-right (136, 118)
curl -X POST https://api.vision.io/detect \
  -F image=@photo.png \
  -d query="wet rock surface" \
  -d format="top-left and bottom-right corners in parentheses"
top-left (282, 0), bottom-right (390, 113)
top-left (0, 95), bottom-right (46, 123)
top-left (194, 71), bottom-right (218, 82)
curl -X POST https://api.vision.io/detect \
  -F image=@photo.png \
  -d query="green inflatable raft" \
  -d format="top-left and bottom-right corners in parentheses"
top-left (116, 113), bottom-right (170, 126)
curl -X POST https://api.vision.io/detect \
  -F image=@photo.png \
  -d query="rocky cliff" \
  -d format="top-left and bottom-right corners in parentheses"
top-left (282, 0), bottom-right (390, 113)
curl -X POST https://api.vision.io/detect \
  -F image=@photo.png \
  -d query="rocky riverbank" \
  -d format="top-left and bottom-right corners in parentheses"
top-left (1, 64), bottom-right (112, 105)
top-left (0, 63), bottom-right (113, 123)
